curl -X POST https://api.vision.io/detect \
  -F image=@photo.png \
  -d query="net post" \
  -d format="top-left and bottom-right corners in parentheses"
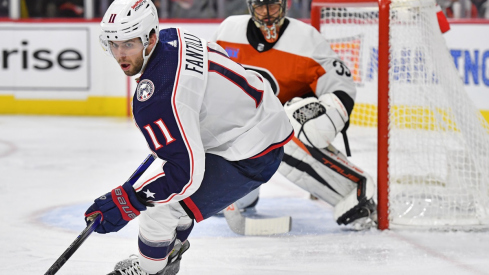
top-left (377, 0), bottom-right (391, 230)
top-left (311, 4), bottom-right (321, 32)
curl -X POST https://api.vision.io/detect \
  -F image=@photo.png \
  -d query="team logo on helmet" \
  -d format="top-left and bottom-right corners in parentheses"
top-left (136, 79), bottom-right (155, 102)
top-left (132, 0), bottom-right (146, 10)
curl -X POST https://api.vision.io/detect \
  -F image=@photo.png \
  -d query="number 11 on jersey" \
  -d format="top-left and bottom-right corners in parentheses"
top-left (143, 118), bottom-right (176, 150)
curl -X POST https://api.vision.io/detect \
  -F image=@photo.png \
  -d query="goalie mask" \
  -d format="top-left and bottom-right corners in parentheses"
top-left (247, 0), bottom-right (287, 42)
top-left (99, 0), bottom-right (160, 75)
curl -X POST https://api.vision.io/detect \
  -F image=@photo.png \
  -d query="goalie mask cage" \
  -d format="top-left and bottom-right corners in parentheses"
top-left (311, 0), bottom-right (489, 230)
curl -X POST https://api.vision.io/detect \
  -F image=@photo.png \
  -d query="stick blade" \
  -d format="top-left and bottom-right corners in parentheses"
top-left (223, 203), bottom-right (292, 236)
top-left (245, 216), bottom-right (291, 235)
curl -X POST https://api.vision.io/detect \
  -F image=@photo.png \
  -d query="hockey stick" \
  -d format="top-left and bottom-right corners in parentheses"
top-left (44, 214), bottom-right (102, 275)
top-left (223, 203), bottom-right (292, 235)
top-left (44, 153), bottom-right (156, 275)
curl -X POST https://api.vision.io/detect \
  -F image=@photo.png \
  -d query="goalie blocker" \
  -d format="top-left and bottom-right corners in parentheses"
top-left (281, 95), bottom-right (377, 228)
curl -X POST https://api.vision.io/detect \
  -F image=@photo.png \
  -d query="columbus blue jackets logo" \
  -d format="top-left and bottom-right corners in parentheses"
top-left (136, 79), bottom-right (155, 102)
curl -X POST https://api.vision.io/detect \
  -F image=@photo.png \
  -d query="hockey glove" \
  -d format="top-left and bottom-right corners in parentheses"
top-left (84, 182), bottom-right (149, 234)
top-left (284, 93), bottom-right (348, 148)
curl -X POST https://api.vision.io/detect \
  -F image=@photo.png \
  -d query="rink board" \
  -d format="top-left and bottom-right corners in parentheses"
top-left (0, 20), bottom-right (488, 120)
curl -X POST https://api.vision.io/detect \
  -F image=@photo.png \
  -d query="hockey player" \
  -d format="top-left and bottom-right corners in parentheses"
top-left (85, 0), bottom-right (294, 274)
top-left (213, 0), bottom-right (377, 229)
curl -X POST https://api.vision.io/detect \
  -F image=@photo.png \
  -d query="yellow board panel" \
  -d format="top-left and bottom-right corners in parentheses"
top-left (350, 103), bottom-right (489, 131)
top-left (1, 97), bottom-right (488, 128)
top-left (0, 95), bottom-right (129, 117)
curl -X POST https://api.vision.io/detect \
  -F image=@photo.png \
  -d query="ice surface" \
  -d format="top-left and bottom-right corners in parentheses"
top-left (1, 115), bottom-right (488, 275)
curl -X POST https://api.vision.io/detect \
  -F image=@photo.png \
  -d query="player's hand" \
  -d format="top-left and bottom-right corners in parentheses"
top-left (84, 182), bottom-right (148, 234)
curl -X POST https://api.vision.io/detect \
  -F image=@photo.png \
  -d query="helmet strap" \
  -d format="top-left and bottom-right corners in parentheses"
top-left (138, 36), bottom-right (157, 75)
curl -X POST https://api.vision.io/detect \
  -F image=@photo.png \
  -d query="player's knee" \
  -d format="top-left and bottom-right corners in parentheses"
top-left (139, 203), bottom-right (184, 239)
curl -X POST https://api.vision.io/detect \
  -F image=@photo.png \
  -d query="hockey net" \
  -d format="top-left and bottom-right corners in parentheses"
top-left (311, 0), bottom-right (489, 230)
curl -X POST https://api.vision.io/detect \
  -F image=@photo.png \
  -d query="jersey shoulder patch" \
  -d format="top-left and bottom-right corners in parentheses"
top-left (136, 79), bottom-right (155, 102)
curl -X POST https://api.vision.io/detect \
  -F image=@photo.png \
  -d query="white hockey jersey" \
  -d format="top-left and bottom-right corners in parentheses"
top-left (213, 15), bottom-right (356, 112)
top-left (131, 28), bottom-right (293, 205)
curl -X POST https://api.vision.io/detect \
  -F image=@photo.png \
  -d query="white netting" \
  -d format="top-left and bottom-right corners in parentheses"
top-left (317, 0), bottom-right (489, 229)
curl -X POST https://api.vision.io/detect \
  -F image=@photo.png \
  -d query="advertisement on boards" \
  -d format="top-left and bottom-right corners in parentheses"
top-left (0, 27), bottom-right (89, 91)
top-left (445, 24), bottom-right (489, 109)
top-left (0, 21), bottom-right (487, 116)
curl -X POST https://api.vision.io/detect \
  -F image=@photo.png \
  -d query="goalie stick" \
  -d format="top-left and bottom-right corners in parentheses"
top-left (44, 154), bottom-right (156, 275)
top-left (223, 203), bottom-right (292, 235)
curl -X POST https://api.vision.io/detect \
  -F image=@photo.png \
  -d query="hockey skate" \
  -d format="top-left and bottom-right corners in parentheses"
top-left (107, 240), bottom-right (190, 275)
top-left (337, 198), bottom-right (377, 231)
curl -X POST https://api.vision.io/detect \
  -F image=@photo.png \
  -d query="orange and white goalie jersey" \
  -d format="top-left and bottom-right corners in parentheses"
top-left (213, 15), bottom-right (357, 111)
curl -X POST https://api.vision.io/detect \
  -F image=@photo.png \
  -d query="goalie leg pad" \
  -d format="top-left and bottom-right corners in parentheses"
top-left (278, 139), bottom-right (357, 206)
top-left (279, 139), bottom-right (378, 228)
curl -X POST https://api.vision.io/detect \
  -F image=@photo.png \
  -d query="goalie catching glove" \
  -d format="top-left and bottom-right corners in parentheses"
top-left (284, 93), bottom-right (348, 149)
top-left (85, 182), bottom-right (152, 234)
